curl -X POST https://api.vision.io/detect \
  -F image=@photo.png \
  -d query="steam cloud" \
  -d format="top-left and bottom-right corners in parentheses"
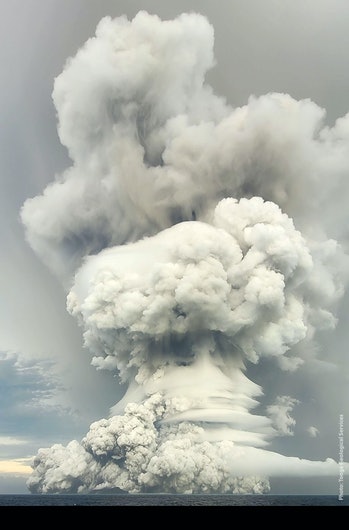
top-left (21, 11), bottom-right (349, 494)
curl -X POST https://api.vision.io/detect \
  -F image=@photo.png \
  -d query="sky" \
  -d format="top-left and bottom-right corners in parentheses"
top-left (0, 0), bottom-right (349, 496)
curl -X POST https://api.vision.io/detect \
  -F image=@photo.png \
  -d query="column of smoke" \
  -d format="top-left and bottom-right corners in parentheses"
top-left (21, 11), bottom-right (349, 494)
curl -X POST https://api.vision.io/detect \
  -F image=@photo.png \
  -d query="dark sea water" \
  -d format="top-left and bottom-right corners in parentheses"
top-left (0, 494), bottom-right (347, 506)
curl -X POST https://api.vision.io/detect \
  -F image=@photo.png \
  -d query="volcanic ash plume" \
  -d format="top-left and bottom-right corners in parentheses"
top-left (22, 11), bottom-right (349, 494)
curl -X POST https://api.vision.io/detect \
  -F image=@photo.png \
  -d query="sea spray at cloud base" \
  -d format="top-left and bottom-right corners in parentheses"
top-left (21, 11), bottom-right (349, 494)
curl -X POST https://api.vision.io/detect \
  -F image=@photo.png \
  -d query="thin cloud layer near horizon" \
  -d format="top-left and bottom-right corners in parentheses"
top-left (0, 0), bottom-right (348, 495)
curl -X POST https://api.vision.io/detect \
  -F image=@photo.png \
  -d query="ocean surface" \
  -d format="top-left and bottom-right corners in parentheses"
top-left (0, 494), bottom-right (347, 506)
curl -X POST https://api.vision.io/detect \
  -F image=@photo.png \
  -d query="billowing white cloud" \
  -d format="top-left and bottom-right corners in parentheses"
top-left (27, 393), bottom-right (346, 495)
top-left (267, 396), bottom-right (299, 436)
top-left (20, 11), bottom-right (349, 494)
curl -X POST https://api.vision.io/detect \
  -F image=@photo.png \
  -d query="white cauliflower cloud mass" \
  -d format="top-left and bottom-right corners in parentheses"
top-left (21, 11), bottom-right (349, 494)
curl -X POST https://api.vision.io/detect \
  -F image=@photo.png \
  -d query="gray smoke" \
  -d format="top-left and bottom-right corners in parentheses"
top-left (21, 11), bottom-right (349, 494)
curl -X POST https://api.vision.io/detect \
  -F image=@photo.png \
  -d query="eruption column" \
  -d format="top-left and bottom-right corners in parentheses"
top-left (22, 11), bottom-right (349, 494)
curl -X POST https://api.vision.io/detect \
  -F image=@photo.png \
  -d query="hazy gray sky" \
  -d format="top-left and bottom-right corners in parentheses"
top-left (1, 0), bottom-right (348, 496)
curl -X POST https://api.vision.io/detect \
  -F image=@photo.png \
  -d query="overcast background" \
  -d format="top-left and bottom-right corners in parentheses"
top-left (0, 0), bottom-right (348, 495)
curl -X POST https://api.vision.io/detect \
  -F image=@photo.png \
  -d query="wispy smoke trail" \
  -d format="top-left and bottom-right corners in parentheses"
top-left (21, 11), bottom-right (348, 494)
